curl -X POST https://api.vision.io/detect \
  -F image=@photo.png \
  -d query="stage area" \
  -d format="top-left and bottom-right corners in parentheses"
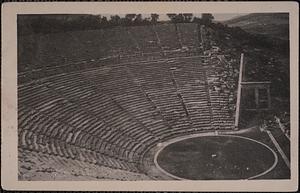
top-left (155, 135), bottom-right (277, 180)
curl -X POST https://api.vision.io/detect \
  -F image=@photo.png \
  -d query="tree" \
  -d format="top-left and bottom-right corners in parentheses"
top-left (125, 14), bottom-right (136, 25)
top-left (167, 13), bottom-right (193, 23)
top-left (167, 13), bottom-right (177, 22)
top-left (202, 13), bottom-right (214, 24)
top-left (183, 13), bottom-right (193, 22)
top-left (192, 16), bottom-right (202, 24)
top-left (110, 15), bottom-right (121, 26)
top-left (143, 17), bottom-right (151, 25)
top-left (150, 13), bottom-right (159, 24)
top-left (100, 16), bottom-right (109, 28)
top-left (134, 14), bottom-right (143, 25)
top-left (175, 14), bottom-right (185, 23)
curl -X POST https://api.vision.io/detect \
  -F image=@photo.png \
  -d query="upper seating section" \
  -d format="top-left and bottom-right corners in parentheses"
top-left (18, 30), bottom-right (111, 68)
top-left (154, 24), bottom-right (181, 50)
top-left (18, 57), bottom-right (218, 175)
top-left (177, 23), bottom-right (199, 49)
top-left (104, 27), bottom-right (140, 56)
top-left (18, 23), bottom-right (201, 84)
top-left (128, 26), bottom-right (161, 53)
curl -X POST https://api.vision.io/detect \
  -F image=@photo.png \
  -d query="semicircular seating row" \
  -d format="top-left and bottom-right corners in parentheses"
top-left (18, 57), bottom-right (237, 174)
top-left (18, 24), bottom-right (238, 175)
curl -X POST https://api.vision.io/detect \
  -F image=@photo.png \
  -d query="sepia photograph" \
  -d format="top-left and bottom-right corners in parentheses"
top-left (1, 2), bottom-right (298, 191)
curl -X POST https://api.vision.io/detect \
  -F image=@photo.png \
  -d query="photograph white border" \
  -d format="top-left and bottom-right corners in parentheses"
top-left (1, 1), bottom-right (299, 191)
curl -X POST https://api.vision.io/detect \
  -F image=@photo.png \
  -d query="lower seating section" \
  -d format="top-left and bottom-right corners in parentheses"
top-left (19, 149), bottom-right (150, 180)
top-left (18, 55), bottom-right (236, 176)
top-left (18, 69), bottom-right (160, 167)
top-left (171, 58), bottom-right (213, 130)
top-left (200, 27), bottom-right (238, 130)
top-left (127, 60), bottom-right (193, 136)
top-left (205, 54), bottom-right (236, 130)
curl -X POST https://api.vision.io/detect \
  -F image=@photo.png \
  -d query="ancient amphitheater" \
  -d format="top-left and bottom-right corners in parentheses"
top-left (17, 21), bottom-right (290, 180)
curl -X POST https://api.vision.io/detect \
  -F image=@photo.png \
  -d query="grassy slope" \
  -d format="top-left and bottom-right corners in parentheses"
top-left (223, 13), bottom-right (289, 40)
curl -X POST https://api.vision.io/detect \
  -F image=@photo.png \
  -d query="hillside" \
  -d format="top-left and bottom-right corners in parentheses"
top-left (223, 13), bottom-right (289, 40)
top-left (17, 17), bottom-right (290, 180)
